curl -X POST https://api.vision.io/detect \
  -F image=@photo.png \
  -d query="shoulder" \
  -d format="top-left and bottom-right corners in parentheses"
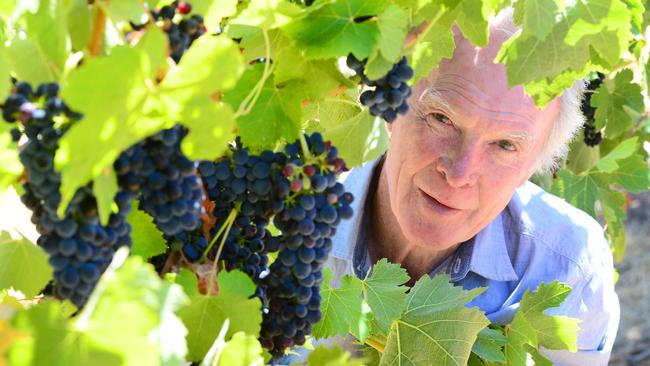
top-left (505, 181), bottom-right (612, 280)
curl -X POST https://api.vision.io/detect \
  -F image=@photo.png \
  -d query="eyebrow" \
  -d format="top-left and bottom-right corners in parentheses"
top-left (418, 86), bottom-right (534, 145)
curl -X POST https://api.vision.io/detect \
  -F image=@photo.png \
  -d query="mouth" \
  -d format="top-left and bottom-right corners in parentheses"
top-left (418, 189), bottom-right (462, 215)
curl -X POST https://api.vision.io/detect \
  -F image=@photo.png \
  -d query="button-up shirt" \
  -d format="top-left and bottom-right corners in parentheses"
top-left (324, 157), bottom-right (620, 365)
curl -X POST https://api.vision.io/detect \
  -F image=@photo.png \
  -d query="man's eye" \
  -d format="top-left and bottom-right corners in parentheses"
top-left (497, 140), bottom-right (516, 152)
top-left (429, 112), bottom-right (452, 126)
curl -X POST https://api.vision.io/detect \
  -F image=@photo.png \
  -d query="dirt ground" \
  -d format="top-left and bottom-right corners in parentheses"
top-left (610, 192), bottom-right (650, 366)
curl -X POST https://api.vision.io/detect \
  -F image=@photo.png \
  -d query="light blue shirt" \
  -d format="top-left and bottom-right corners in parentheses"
top-left (324, 158), bottom-right (620, 365)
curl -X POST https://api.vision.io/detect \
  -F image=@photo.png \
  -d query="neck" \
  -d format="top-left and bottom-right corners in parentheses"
top-left (367, 158), bottom-right (460, 283)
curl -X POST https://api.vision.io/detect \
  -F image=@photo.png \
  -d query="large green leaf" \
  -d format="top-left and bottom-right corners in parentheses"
top-left (472, 327), bottom-right (507, 363)
top-left (379, 275), bottom-right (489, 366)
top-left (593, 136), bottom-right (638, 173)
top-left (56, 46), bottom-right (170, 215)
top-left (591, 69), bottom-right (644, 138)
top-left (596, 154), bottom-right (650, 192)
top-left (361, 259), bottom-right (409, 335)
top-left (65, 0), bottom-right (92, 51)
top-left (0, 232), bottom-right (52, 298)
top-left (4, 37), bottom-right (56, 84)
top-left (229, 0), bottom-right (301, 29)
top-left (223, 64), bottom-right (302, 150)
top-left (180, 97), bottom-right (235, 161)
top-left (23, 0), bottom-right (68, 77)
top-left (283, 0), bottom-right (388, 60)
top-left (312, 268), bottom-right (371, 341)
top-left (218, 332), bottom-right (264, 366)
top-left (321, 108), bottom-right (389, 168)
top-left (409, 10), bottom-right (455, 83)
top-left (513, 0), bottom-right (558, 41)
top-left (551, 169), bottom-right (599, 218)
top-left (178, 269), bottom-right (262, 361)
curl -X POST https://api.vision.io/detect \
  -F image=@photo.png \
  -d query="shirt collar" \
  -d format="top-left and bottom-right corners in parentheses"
top-left (448, 213), bottom-right (519, 282)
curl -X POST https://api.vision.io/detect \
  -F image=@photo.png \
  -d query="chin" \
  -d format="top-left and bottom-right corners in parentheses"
top-left (399, 212), bottom-right (466, 251)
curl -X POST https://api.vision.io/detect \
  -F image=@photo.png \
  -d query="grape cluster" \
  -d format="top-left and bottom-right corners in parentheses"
top-left (2, 82), bottom-right (134, 307)
top-left (581, 74), bottom-right (605, 147)
top-left (259, 134), bottom-right (352, 358)
top-left (151, 1), bottom-right (205, 63)
top-left (347, 55), bottom-right (414, 122)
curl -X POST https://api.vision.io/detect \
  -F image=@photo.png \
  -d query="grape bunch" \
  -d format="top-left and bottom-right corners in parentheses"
top-left (347, 54), bottom-right (414, 122)
top-left (2, 82), bottom-right (134, 307)
top-left (581, 73), bottom-right (605, 147)
top-left (258, 134), bottom-right (352, 358)
top-left (150, 1), bottom-right (205, 63)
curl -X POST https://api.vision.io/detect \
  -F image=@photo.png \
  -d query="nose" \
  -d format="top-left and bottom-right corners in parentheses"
top-left (436, 142), bottom-right (480, 188)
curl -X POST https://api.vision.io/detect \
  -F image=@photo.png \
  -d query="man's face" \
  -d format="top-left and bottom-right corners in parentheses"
top-left (383, 31), bottom-right (561, 251)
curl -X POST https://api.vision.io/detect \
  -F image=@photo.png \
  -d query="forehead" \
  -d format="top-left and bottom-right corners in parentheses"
top-left (415, 30), bottom-right (557, 124)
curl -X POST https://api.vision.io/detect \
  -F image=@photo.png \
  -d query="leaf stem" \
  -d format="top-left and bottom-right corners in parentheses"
top-left (234, 28), bottom-right (273, 118)
top-left (203, 207), bottom-right (238, 259)
top-left (403, 8), bottom-right (445, 50)
top-left (299, 133), bottom-right (312, 161)
top-left (206, 208), bottom-right (237, 295)
top-left (365, 334), bottom-right (387, 354)
top-left (87, 3), bottom-right (108, 57)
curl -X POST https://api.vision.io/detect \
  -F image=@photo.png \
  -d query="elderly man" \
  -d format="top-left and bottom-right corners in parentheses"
top-left (325, 12), bottom-right (620, 366)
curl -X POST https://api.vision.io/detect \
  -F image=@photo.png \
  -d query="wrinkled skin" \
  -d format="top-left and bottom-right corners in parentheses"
top-left (368, 28), bottom-right (561, 280)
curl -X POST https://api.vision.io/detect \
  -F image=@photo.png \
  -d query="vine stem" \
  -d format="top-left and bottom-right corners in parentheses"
top-left (299, 133), bottom-right (313, 161)
top-left (87, 2), bottom-right (108, 56)
top-left (365, 334), bottom-right (387, 353)
top-left (205, 208), bottom-right (238, 296)
top-left (234, 28), bottom-right (273, 118)
top-left (203, 207), bottom-right (238, 259)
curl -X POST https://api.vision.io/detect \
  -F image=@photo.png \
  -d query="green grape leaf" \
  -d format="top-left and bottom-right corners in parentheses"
top-left (4, 37), bottom-right (56, 84)
top-left (218, 332), bottom-right (264, 366)
top-left (409, 11), bottom-right (455, 83)
top-left (91, 167), bottom-right (118, 226)
top-left (593, 136), bottom-right (638, 173)
top-left (597, 188), bottom-right (626, 262)
top-left (0, 122), bottom-right (21, 189)
top-left (192, 0), bottom-right (238, 33)
top-left (376, 4), bottom-right (409, 63)
top-left (381, 309), bottom-right (490, 365)
top-left (304, 93), bottom-right (361, 131)
top-left (504, 312), bottom-right (538, 366)
top-left (230, 0), bottom-right (301, 29)
top-left (273, 33), bottom-right (350, 101)
top-left (591, 69), bottom-right (644, 137)
top-left (97, 0), bottom-right (147, 23)
top-left (65, 0), bottom-right (92, 51)
top-left (180, 97), bottom-right (235, 161)
top-left (139, 25), bottom-right (169, 80)
top-left (127, 204), bottom-right (167, 259)
top-left (0, 231), bottom-right (52, 298)
top-left (82, 255), bottom-right (189, 366)
top-left (57, 46), bottom-right (169, 216)
top-left (514, 0), bottom-right (558, 41)
top-left (551, 169), bottom-right (599, 218)
top-left (321, 109), bottom-right (389, 168)
top-left (379, 275), bottom-right (489, 366)
top-left (313, 268), bottom-right (371, 341)
top-left (517, 282), bottom-right (579, 351)
top-left (8, 300), bottom-right (123, 366)
top-left (361, 259), bottom-right (409, 335)
top-left (364, 51), bottom-right (395, 80)
top-left (283, 0), bottom-right (388, 60)
top-left (596, 154), bottom-right (650, 192)
top-left (223, 64), bottom-right (302, 150)
top-left (454, 0), bottom-right (490, 47)
top-left (9, 255), bottom-right (189, 366)
top-left (472, 327), bottom-right (507, 363)
top-left (504, 282), bottom-right (579, 365)
top-left (23, 0), bottom-right (68, 77)
top-left (161, 35), bottom-right (245, 106)
top-left (498, 0), bottom-right (633, 105)
top-left (178, 268), bottom-right (262, 361)
top-left (307, 345), bottom-right (365, 366)
top-left (404, 274), bottom-right (486, 317)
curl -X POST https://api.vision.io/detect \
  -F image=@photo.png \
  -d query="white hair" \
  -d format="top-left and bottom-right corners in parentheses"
top-left (490, 8), bottom-right (585, 174)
